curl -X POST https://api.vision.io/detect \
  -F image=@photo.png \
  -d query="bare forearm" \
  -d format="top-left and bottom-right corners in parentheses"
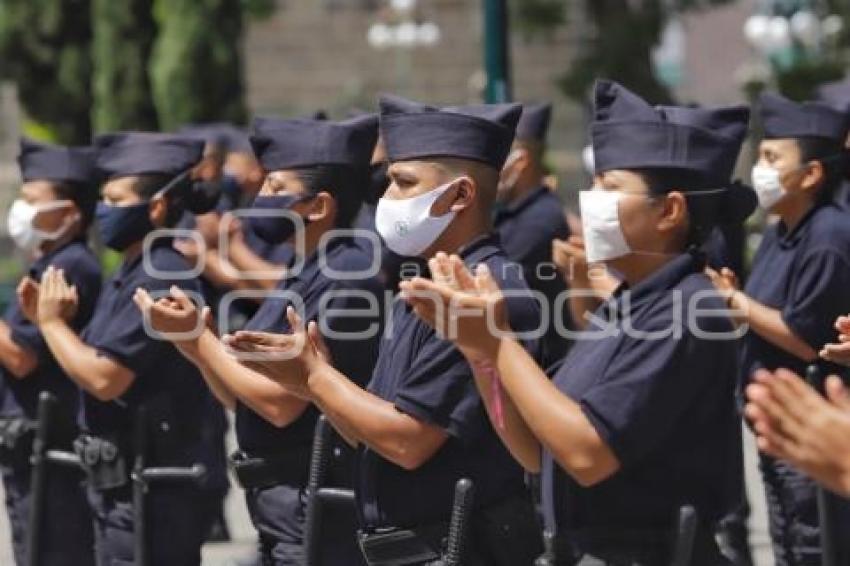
top-left (0, 321), bottom-right (37, 379)
top-left (738, 294), bottom-right (818, 361)
top-left (307, 366), bottom-right (443, 470)
top-left (493, 337), bottom-right (619, 486)
top-left (38, 320), bottom-right (129, 399)
top-left (195, 330), bottom-right (306, 427)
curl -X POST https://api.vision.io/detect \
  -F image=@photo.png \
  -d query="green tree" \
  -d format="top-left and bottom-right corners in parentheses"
top-left (149, 0), bottom-right (247, 131)
top-left (0, 0), bottom-right (93, 144)
top-left (513, 0), bottom-right (734, 104)
top-left (90, 0), bottom-right (158, 132)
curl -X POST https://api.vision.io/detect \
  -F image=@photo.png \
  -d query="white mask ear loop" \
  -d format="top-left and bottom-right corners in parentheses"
top-left (35, 200), bottom-right (79, 241)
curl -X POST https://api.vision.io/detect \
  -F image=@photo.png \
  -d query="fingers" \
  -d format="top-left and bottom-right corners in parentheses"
top-left (567, 235), bottom-right (585, 248)
top-left (473, 262), bottom-right (500, 295)
top-left (825, 376), bottom-right (850, 412)
top-left (169, 285), bottom-right (194, 311)
top-left (835, 315), bottom-right (850, 334)
top-left (231, 330), bottom-right (281, 347)
top-left (820, 341), bottom-right (850, 364)
top-left (286, 306), bottom-right (305, 333)
top-left (450, 255), bottom-right (476, 292)
top-left (132, 288), bottom-right (155, 312)
top-left (428, 253), bottom-right (454, 288)
top-left (307, 321), bottom-right (332, 362)
top-left (703, 267), bottom-right (719, 280)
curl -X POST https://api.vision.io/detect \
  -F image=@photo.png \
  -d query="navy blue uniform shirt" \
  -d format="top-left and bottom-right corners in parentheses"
top-left (543, 252), bottom-right (741, 533)
top-left (494, 186), bottom-right (571, 364)
top-left (236, 236), bottom-right (384, 454)
top-left (740, 203), bottom-right (850, 392)
top-left (79, 238), bottom-right (211, 464)
top-left (0, 239), bottom-right (101, 421)
top-left (356, 233), bottom-right (543, 529)
top-left (836, 181), bottom-right (850, 213)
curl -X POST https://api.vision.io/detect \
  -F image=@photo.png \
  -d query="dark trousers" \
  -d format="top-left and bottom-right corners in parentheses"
top-left (2, 465), bottom-right (95, 566)
top-left (759, 455), bottom-right (850, 566)
top-left (86, 484), bottom-right (206, 566)
top-left (245, 483), bottom-right (306, 566)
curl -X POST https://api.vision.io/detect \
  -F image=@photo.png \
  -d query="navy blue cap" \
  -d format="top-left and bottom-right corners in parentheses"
top-left (515, 102), bottom-right (552, 143)
top-left (657, 104), bottom-right (750, 184)
top-left (250, 114), bottom-right (378, 172)
top-left (759, 92), bottom-right (850, 142)
top-left (95, 132), bottom-right (204, 178)
top-left (817, 77), bottom-right (850, 113)
top-left (18, 138), bottom-right (97, 185)
top-left (178, 123), bottom-right (253, 154)
top-left (379, 94), bottom-right (522, 169)
top-left (591, 80), bottom-right (750, 180)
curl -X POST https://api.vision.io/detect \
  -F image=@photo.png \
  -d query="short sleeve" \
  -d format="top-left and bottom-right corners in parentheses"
top-left (783, 248), bottom-right (850, 350)
top-left (578, 303), bottom-right (712, 467)
top-left (6, 303), bottom-right (48, 359)
top-left (393, 332), bottom-right (482, 443)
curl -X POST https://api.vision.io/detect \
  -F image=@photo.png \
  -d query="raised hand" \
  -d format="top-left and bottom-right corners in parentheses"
top-left (820, 315), bottom-right (850, 367)
top-left (222, 306), bottom-right (324, 399)
top-left (399, 252), bottom-right (510, 363)
top-left (36, 266), bottom-right (78, 325)
top-left (745, 368), bottom-right (850, 496)
top-left (132, 285), bottom-right (209, 341)
top-left (16, 276), bottom-right (40, 324)
top-left (552, 235), bottom-right (589, 285)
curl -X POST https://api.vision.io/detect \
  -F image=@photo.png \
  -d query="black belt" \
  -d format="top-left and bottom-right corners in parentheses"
top-left (229, 449), bottom-right (310, 490)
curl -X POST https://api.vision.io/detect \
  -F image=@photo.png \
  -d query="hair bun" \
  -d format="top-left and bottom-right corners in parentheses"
top-left (716, 181), bottom-right (757, 225)
top-left (185, 180), bottom-right (222, 214)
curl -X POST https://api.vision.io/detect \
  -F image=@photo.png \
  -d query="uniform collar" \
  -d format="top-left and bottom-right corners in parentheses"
top-left (286, 235), bottom-right (350, 284)
top-left (494, 185), bottom-right (548, 221)
top-left (113, 236), bottom-right (175, 287)
top-left (609, 250), bottom-right (705, 313)
top-left (777, 204), bottom-right (822, 250)
top-left (29, 236), bottom-right (86, 278)
top-left (458, 232), bottom-right (502, 266)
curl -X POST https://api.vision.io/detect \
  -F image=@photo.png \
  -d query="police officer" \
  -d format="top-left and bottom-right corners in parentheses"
top-left (234, 95), bottom-right (546, 565)
top-left (134, 115), bottom-right (385, 565)
top-left (0, 139), bottom-right (100, 565)
top-left (31, 132), bottom-right (217, 565)
top-left (402, 80), bottom-right (755, 565)
top-left (494, 103), bottom-right (572, 365)
top-left (709, 92), bottom-right (850, 566)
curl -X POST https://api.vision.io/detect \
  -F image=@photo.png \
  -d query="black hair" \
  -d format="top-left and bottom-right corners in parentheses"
top-left (636, 167), bottom-right (757, 249)
top-left (52, 181), bottom-right (97, 231)
top-left (130, 172), bottom-right (219, 228)
top-left (794, 136), bottom-right (845, 206)
top-left (291, 164), bottom-right (366, 229)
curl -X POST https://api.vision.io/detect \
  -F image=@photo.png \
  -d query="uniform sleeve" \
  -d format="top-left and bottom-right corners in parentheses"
top-left (49, 249), bottom-right (102, 332)
top-left (392, 331), bottom-right (483, 444)
top-left (321, 285), bottom-right (382, 388)
top-left (6, 302), bottom-right (48, 359)
top-left (783, 248), bottom-right (850, 351)
top-left (577, 302), bottom-right (714, 467)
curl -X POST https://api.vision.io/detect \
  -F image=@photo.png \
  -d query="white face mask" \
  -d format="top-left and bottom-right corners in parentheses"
top-left (6, 199), bottom-right (75, 254)
top-left (581, 145), bottom-right (596, 176)
top-left (375, 178), bottom-right (461, 257)
top-left (579, 189), bottom-right (632, 263)
top-left (751, 164), bottom-right (785, 210)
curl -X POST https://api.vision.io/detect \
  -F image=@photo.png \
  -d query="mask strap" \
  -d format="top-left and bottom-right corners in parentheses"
top-left (151, 169), bottom-right (192, 201)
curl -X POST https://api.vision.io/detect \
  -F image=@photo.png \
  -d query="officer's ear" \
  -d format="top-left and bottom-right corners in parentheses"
top-left (799, 160), bottom-right (826, 193)
top-left (305, 191), bottom-right (336, 224)
top-left (148, 195), bottom-right (169, 228)
top-left (448, 176), bottom-right (477, 213)
top-left (655, 190), bottom-right (688, 235)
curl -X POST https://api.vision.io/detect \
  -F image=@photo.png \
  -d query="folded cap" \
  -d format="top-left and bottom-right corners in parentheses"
top-left (379, 94), bottom-right (522, 169)
top-left (759, 92), bottom-right (850, 142)
top-left (18, 138), bottom-right (97, 186)
top-left (249, 114), bottom-right (378, 172)
top-left (178, 123), bottom-right (253, 154)
top-left (515, 102), bottom-right (552, 143)
top-left (95, 132), bottom-right (204, 178)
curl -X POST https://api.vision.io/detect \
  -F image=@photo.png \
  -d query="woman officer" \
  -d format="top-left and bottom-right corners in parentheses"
top-left (400, 80), bottom-right (756, 565)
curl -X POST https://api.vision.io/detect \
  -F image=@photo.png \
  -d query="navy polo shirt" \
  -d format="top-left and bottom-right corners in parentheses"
top-left (494, 186), bottom-right (572, 364)
top-left (542, 252), bottom-right (741, 534)
top-left (0, 239), bottom-right (101, 421)
top-left (836, 181), bottom-right (850, 213)
top-left (79, 239), bottom-right (211, 463)
top-left (236, 236), bottom-right (384, 454)
top-left (740, 203), bottom-right (850, 391)
top-left (356, 233), bottom-right (544, 529)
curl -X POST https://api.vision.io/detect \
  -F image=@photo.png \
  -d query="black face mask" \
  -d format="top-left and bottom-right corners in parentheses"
top-left (368, 161), bottom-right (390, 203)
top-left (245, 194), bottom-right (311, 244)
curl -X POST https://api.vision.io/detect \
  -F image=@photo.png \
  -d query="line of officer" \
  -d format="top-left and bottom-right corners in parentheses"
top-left (400, 80), bottom-right (756, 565)
top-left (28, 132), bottom-right (218, 565)
top-left (230, 95), bottom-right (548, 565)
top-left (494, 103), bottom-right (573, 366)
top-left (711, 92), bottom-right (850, 566)
top-left (135, 114), bottom-right (385, 565)
top-left (0, 139), bottom-right (100, 565)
